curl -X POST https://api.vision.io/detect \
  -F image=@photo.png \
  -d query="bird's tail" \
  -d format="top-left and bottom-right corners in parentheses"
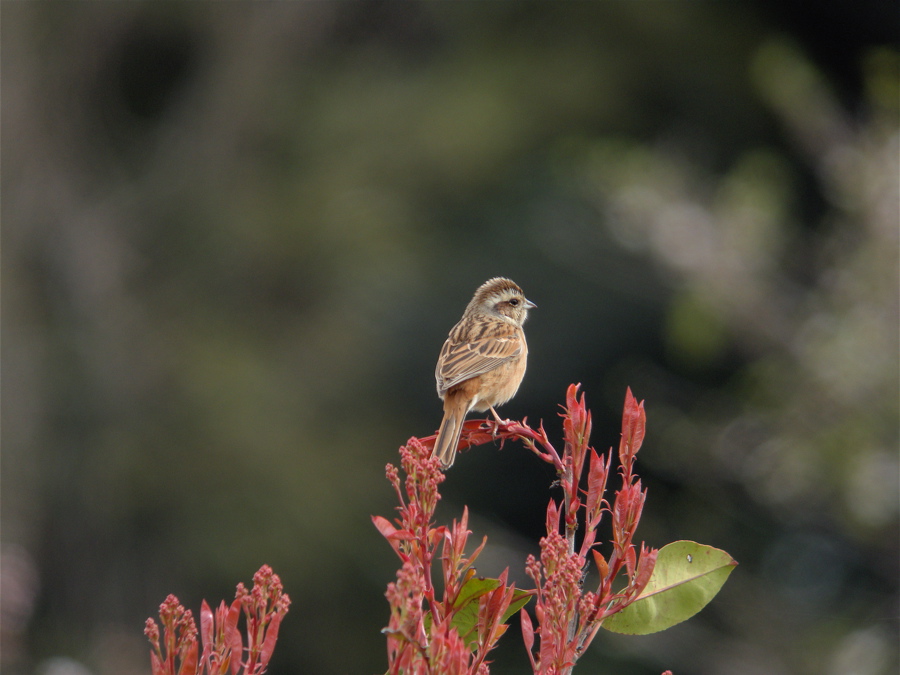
top-left (433, 395), bottom-right (470, 469)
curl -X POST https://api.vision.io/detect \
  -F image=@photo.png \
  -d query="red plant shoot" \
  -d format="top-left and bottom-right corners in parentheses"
top-left (374, 437), bottom-right (525, 674)
top-left (145, 565), bottom-right (290, 675)
top-left (403, 385), bottom-right (659, 675)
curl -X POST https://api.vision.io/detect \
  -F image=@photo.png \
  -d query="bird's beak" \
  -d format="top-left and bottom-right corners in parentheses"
top-left (525, 298), bottom-right (537, 310)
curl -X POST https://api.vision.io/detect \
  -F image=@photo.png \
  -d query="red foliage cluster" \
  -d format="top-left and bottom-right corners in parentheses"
top-left (378, 385), bottom-right (658, 675)
top-left (145, 565), bottom-right (290, 675)
top-left (373, 439), bottom-right (525, 674)
top-left (517, 385), bottom-right (657, 673)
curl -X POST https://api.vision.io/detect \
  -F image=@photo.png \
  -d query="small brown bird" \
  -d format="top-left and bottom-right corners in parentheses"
top-left (433, 277), bottom-right (535, 468)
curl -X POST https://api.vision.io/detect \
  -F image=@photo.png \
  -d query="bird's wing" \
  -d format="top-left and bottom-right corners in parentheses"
top-left (436, 323), bottom-right (523, 394)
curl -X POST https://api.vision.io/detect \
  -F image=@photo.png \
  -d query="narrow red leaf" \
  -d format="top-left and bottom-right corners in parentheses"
top-left (467, 534), bottom-right (488, 567)
top-left (258, 611), bottom-right (285, 669)
top-left (150, 651), bottom-right (166, 675)
top-left (579, 529), bottom-right (597, 558)
top-left (565, 383), bottom-right (581, 417)
top-left (629, 545), bottom-right (658, 599)
top-left (485, 577), bottom-right (512, 619)
top-left (199, 600), bottom-right (213, 650)
top-left (225, 599), bottom-right (242, 675)
top-left (372, 516), bottom-right (413, 557)
top-left (619, 388), bottom-right (646, 465)
top-left (624, 545), bottom-right (637, 578)
top-left (372, 515), bottom-right (399, 539)
top-left (592, 549), bottom-right (609, 580)
top-left (520, 609), bottom-right (535, 657)
top-left (490, 621), bottom-right (510, 643)
top-left (177, 642), bottom-right (199, 675)
top-left (546, 499), bottom-right (561, 535)
top-left (584, 448), bottom-right (610, 526)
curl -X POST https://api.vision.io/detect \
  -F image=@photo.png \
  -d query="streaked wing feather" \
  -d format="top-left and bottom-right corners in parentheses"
top-left (436, 329), bottom-right (522, 393)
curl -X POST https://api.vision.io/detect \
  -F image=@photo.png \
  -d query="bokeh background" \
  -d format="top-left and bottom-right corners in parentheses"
top-left (2, 2), bottom-right (898, 674)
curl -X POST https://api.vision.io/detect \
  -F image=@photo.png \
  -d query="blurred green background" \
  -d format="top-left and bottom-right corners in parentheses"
top-left (2, 2), bottom-right (897, 674)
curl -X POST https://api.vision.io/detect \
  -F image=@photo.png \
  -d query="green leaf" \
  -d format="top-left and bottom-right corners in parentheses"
top-left (452, 577), bottom-right (501, 610)
top-left (440, 579), bottom-right (532, 650)
top-left (450, 577), bottom-right (501, 647)
top-left (602, 541), bottom-right (737, 635)
top-left (501, 589), bottom-right (532, 624)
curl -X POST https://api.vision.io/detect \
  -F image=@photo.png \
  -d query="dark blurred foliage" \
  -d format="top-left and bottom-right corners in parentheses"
top-left (2, 2), bottom-right (897, 675)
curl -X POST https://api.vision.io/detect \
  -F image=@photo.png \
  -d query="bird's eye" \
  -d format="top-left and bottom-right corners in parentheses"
top-left (508, 298), bottom-right (519, 306)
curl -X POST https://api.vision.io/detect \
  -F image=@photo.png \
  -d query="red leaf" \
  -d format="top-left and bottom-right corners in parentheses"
top-left (624, 545), bottom-right (637, 578)
top-left (467, 535), bottom-right (488, 568)
top-left (545, 499), bottom-right (561, 535)
top-left (225, 599), bottom-right (242, 675)
top-left (486, 586), bottom-right (516, 647)
top-left (150, 651), bottom-right (166, 675)
top-left (592, 549), bottom-right (609, 580)
top-left (484, 571), bottom-right (512, 619)
top-left (258, 611), bottom-right (285, 669)
top-left (569, 382), bottom-right (579, 400)
top-left (630, 545), bottom-right (658, 599)
top-left (199, 600), bottom-right (214, 650)
top-left (584, 448), bottom-right (610, 526)
top-left (177, 641), bottom-right (199, 675)
top-left (579, 529), bottom-right (597, 558)
top-left (372, 515), bottom-right (414, 557)
top-left (520, 609), bottom-right (536, 668)
top-left (372, 515), bottom-right (399, 539)
top-left (562, 384), bottom-right (592, 481)
top-left (619, 388), bottom-right (646, 465)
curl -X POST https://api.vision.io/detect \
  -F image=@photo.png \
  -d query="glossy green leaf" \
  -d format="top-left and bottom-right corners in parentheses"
top-left (452, 577), bottom-right (501, 610)
top-left (501, 589), bottom-right (532, 624)
top-left (438, 578), bottom-right (532, 650)
top-left (449, 577), bottom-right (501, 647)
top-left (603, 541), bottom-right (736, 635)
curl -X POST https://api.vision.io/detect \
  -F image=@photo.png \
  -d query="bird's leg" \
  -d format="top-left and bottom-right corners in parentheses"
top-left (487, 406), bottom-right (509, 440)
